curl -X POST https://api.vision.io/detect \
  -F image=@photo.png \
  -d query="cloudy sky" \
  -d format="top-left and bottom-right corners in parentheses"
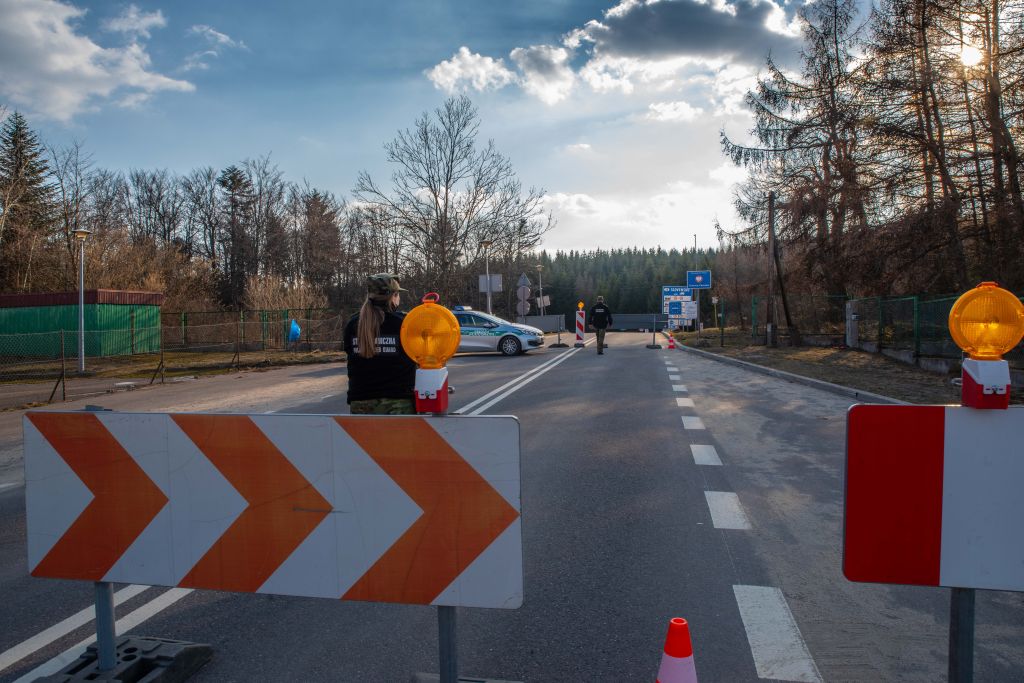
top-left (0, 0), bottom-right (807, 252)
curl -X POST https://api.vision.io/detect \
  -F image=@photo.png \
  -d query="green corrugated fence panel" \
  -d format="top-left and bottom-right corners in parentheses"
top-left (0, 304), bottom-right (162, 358)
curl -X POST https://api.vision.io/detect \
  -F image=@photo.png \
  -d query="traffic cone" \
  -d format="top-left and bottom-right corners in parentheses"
top-left (656, 617), bottom-right (697, 683)
top-left (668, 334), bottom-right (676, 350)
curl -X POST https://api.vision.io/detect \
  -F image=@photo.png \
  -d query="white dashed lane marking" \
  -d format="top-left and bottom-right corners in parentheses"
top-left (681, 416), bottom-right (705, 430)
top-left (669, 375), bottom-right (681, 381)
top-left (705, 492), bottom-right (751, 529)
top-left (733, 586), bottom-right (823, 683)
top-left (675, 397), bottom-right (695, 407)
top-left (672, 385), bottom-right (688, 392)
top-left (666, 366), bottom-right (679, 372)
top-left (691, 444), bottom-right (722, 466)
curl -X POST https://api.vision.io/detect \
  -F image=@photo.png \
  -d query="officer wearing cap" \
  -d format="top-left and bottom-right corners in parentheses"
top-left (343, 274), bottom-right (417, 414)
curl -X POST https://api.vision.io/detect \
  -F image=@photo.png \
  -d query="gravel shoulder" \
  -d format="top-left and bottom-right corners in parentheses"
top-left (673, 331), bottom-right (967, 405)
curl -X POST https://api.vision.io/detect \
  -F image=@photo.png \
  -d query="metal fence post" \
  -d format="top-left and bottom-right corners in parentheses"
top-left (751, 296), bottom-right (758, 338)
top-left (913, 296), bottom-right (920, 358)
top-left (877, 296), bottom-right (883, 348)
top-left (130, 310), bottom-right (136, 356)
top-left (182, 312), bottom-right (188, 349)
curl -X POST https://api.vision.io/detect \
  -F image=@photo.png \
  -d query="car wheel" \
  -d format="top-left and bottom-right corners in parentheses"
top-left (499, 336), bottom-right (522, 356)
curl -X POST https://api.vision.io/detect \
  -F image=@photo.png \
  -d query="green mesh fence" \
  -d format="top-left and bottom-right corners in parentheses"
top-left (846, 295), bottom-right (1024, 364)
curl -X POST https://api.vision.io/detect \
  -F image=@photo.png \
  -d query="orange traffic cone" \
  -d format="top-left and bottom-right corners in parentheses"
top-left (668, 334), bottom-right (676, 350)
top-left (656, 617), bottom-right (697, 683)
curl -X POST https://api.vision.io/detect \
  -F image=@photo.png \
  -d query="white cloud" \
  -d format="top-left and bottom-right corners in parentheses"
top-left (708, 161), bottom-right (748, 185)
top-left (182, 50), bottom-right (217, 72)
top-left (426, 46), bottom-right (516, 94)
top-left (510, 45), bottom-right (575, 105)
top-left (102, 5), bottom-right (166, 39)
top-left (564, 143), bottom-right (594, 155)
top-left (188, 24), bottom-right (246, 49)
top-left (541, 176), bottom-right (737, 251)
top-left (182, 24), bottom-right (247, 72)
top-left (0, 0), bottom-right (193, 122)
top-left (647, 100), bottom-right (704, 122)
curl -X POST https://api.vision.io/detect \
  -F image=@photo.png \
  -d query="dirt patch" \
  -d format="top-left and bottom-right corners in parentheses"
top-left (673, 328), bottom-right (975, 405)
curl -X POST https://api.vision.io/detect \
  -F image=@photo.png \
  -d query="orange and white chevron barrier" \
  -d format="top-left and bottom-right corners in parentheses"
top-left (668, 333), bottom-right (676, 350)
top-left (23, 412), bottom-right (523, 609)
top-left (656, 617), bottom-right (697, 683)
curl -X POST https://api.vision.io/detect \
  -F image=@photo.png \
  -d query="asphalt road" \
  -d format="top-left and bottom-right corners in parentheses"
top-left (1, 333), bottom-right (1022, 682)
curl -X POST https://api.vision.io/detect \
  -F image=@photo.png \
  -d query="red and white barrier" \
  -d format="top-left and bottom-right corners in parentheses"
top-left (574, 310), bottom-right (585, 347)
top-left (845, 404), bottom-right (1024, 591)
top-left (656, 617), bottom-right (698, 683)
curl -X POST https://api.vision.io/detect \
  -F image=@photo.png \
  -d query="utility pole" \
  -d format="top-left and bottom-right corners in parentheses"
top-left (767, 192), bottom-right (799, 345)
top-left (766, 193), bottom-right (777, 347)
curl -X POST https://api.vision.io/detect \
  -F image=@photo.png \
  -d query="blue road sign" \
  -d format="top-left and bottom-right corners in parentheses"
top-left (687, 271), bottom-right (712, 289)
top-left (668, 301), bottom-right (683, 315)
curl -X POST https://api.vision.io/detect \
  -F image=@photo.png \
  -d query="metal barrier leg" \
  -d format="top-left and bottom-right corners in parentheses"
top-left (949, 587), bottom-right (975, 683)
top-left (95, 581), bottom-right (117, 671)
top-left (438, 605), bottom-right (457, 683)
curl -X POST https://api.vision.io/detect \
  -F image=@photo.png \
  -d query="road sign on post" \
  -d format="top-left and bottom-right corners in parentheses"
top-left (24, 412), bottom-right (524, 608)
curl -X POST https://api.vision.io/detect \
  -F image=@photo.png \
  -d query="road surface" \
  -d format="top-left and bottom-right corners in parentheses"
top-left (1, 333), bottom-right (1022, 681)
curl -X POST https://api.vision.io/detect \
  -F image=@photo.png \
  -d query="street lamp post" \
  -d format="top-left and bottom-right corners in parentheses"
top-left (479, 240), bottom-right (493, 314)
top-left (535, 264), bottom-right (545, 316)
top-left (74, 228), bottom-right (92, 373)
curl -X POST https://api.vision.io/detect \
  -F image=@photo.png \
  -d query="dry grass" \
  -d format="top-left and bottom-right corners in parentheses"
top-left (672, 326), bottom-right (972, 405)
top-left (1, 349), bottom-right (346, 383)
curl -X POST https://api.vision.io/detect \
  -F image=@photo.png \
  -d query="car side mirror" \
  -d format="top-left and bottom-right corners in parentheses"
top-left (485, 323), bottom-right (498, 329)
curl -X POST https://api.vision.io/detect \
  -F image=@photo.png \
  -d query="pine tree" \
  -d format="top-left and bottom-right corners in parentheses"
top-left (0, 111), bottom-right (54, 291)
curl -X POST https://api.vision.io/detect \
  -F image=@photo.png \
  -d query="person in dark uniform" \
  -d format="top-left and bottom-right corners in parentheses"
top-left (344, 274), bottom-right (417, 414)
top-left (588, 295), bottom-right (613, 355)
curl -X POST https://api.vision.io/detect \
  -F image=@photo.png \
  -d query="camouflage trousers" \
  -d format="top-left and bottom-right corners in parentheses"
top-left (595, 327), bottom-right (607, 351)
top-left (349, 398), bottom-right (415, 415)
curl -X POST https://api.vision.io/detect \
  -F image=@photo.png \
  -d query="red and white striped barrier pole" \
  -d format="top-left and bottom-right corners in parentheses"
top-left (574, 309), bottom-right (585, 348)
top-left (656, 617), bottom-right (698, 683)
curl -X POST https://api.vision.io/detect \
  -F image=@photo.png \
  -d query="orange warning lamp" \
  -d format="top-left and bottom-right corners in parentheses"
top-left (948, 282), bottom-right (1023, 410)
top-left (401, 293), bottom-right (460, 369)
top-left (401, 293), bottom-right (460, 413)
top-left (948, 282), bottom-right (1024, 360)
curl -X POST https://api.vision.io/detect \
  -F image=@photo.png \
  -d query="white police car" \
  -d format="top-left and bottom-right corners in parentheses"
top-left (451, 307), bottom-right (545, 356)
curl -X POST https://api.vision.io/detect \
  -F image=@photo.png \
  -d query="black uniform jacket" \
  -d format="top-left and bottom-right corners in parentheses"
top-left (343, 309), bottom-right (417, 402)
top-left (589, 303), bottom-right (613, 329)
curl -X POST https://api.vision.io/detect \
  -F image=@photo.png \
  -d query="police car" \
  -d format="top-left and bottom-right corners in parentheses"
top-left (451, 307), bottom-right (545, 356)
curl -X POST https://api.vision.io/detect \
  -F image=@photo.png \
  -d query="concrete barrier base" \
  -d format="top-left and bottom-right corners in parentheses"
top-left (38, 636), bottom-right (212, 682)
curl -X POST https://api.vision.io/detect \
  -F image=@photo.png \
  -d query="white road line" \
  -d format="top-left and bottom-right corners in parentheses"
top-left (691, 445), bottom-right (723, 466)
top-left (0, 585), bottom-right (151, 674)
top-left (0, 482), bottom-right (18, 491)
top-left (321, 394), bottom-right (335, 400)
top-left (467, 346), bottom-right (584, 415)
top-left (732, 585), bottom-right (823, 683)
top-left (672, 385), bottom-right (688, 392)
top-left (14, 588), bottom-right (194, 683)
top-left (681, 416), bottom-right (705, 430)
top-left (669, 375), bottom-right (681, 381)
top-left (705, 492), bottom-right (751, 529)
top-left (666, 366), bottom-right (679, 372)
top-left (676, 397), bottom-right (695, 407)
top-left (455, 345), bottom-right (583, 415)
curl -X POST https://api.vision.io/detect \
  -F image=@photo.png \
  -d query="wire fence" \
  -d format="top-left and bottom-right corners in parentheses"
top-left (750, 293), bottom-right (1024, 367)
top-left (0, 309), bottom-right (347, 409)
